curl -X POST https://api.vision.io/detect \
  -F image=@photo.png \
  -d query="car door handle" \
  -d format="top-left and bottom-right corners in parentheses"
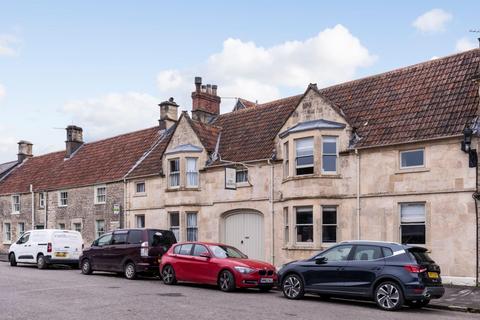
top-left (371, 267), bottom-right (382, 271)
top-left (336, 267), bottom-right (345, 271)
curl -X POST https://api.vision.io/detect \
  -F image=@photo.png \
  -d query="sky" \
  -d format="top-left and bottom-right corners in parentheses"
top-left (0, 1), bottom-right (479, 163)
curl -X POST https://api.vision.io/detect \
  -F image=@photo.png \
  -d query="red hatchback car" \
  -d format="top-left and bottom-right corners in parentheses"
top-left (160, 242), bottom-right (277, 292)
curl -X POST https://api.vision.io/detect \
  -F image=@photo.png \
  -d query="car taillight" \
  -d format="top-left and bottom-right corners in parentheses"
top-left (404, 265), bottom-right (427, 273)
top-left (47, 243), bottom-right (52, 253)
top-left (140, 241), bottom-right (149, 257)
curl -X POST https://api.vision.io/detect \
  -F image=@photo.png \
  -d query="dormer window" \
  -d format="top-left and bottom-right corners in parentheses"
top-left (295, 137), bottom-right (314, 175)
top-left (169, 159), bottom-right (180, 188)
top-left (236, 168), bottom-right (248, 183)
top-left (186, 157), bottom-right (198, 187)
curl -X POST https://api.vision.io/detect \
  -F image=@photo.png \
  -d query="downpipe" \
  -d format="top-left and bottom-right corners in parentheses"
top-left (268, 159), bottom-right (275, 265)
top-left (355, 149), bottom-right (361, 240)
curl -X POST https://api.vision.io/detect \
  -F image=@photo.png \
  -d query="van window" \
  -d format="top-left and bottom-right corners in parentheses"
top-left (148, 230), bottom-right (176, 247)
top-left (127, 230), bottom-right (143, 244)
top-left (17, 233), bottom-right (30, 244)
top-left (97, 233), bottom-right (112, 246)
top-left (112, 233), bottom-right (127, 245)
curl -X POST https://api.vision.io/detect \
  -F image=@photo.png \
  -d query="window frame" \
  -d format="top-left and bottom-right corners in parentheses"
top-left (399, 202), bottom-right (426, 245)
top-left (95, 220), bottom-right (106, 239)
top-left (135, 181), bottom-right (146, 194)
top-left (283, 207), bottom-right (289, 245)
top-left (3, 223), bottom-right (11, 243)
top-left (135, 214), bottom-right (145, 228)
top-left (39, 192), bottom-right (45, 209)
top-left (295, 137), bottom-right (314, 176)
top-left (235, 168), bottom-right (249, 184)
top-left (321, 136), bottom-right (338, 174)
top-left (186, 212), bottom-right (198, 241)
top-left (295, 206), bottom-right (314, 244)
top-left (283, 141), bottom-right (289, 178)
top-left (58, 223), bottom-right (66, 230)
top-left (17, 222), bottom-right (25, 236)
top-left (11, 195), bottom-right (20, 214)
top-left (94, 185), bottom-right (107, 204)
top-left (186, 157), bottom-right (199, 188)
top-left (72, 222), bottom-right (82, 233)
top-left (400, 148), bottom-right (425, 170)
top-left (58, 191), bottom-right (68, 207)
top-left (169, 212), bottom-right (180, 241)
top-left (169, 158), bottom-right (180, 188)
top-left (322, 206), bottom-right (337, 243)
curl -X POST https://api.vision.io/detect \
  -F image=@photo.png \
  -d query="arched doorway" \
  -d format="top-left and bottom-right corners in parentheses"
top-left (222, 210), bottom-right (264, 260)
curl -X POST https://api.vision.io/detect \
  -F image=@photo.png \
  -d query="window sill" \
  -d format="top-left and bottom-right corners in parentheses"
top-left (3, 241), bottom-right (11, 245)
top-left (11, 212), bottom-right (20, 215)
top-left (282, 174), bottom-right (342, 183)
top-left (166, 187), bottom-right (201, 192)
top-left (94, 202), bottom-right (106, 205)
top-left (395, 167), bottom-right (429, 175)
top-left (236, 182), bottom-right (251, 188)
top-left (133, 193), bottom-right (147, 197)
top-left (58, 205), bottom-right (68, 208)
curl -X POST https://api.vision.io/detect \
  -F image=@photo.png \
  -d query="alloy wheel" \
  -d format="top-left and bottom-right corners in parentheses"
top-left (376, 283), bottom-right (401, 310)
top-left (81, 259), bottom-right (92, 275)
top-left (283, 275), bottom-right (303, 299)
top-left (218, 271), bottom-right (235, 292)
top-left (125, 263), bottom-right (136, 280)
top-left (162, 266), bottom-right (176, 285)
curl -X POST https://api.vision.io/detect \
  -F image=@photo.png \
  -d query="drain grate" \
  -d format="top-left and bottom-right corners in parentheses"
top-left (157, 293), bottom-right (184, 297)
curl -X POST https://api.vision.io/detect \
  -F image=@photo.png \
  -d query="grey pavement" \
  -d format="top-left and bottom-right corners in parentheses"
top-left (0, 262), bottom-right (479, 320)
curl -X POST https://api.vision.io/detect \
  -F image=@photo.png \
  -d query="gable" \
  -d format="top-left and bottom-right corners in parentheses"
top-left (166, 115), bottom-right (206, 154)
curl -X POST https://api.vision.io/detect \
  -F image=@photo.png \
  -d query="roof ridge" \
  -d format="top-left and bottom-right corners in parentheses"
top-left (217, 94), bottom-right (303, 118)
top-left (320, 48), bottom-right (480, 92)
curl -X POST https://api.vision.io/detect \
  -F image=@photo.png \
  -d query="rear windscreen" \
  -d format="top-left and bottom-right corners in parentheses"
top-left (148, 230), bottom-right (176, 247)
top-left (409, 249), bottom-right (434, 263)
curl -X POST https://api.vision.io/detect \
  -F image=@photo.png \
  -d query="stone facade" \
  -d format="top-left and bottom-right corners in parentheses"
top-left (125, 88), bottom-right (479, 286)
top-left (0, 182), bottom-right (124, 252)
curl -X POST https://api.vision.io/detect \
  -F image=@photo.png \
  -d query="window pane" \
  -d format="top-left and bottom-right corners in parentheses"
top-left (322, 226), bottom-right (336, 243)
top-left (382, 247), bottom-right (393, 257)
top-left (319, 245), bottom-right (352, 262)
top-left (296, 155), bottom-right (314, 167)
top-left (401, 150), bottom-right (424, 168)
top-left (186, 158), bottom-right (197, 171)
top-left (128, 230), bottom-right (143, 244)
top-left (352, 245), bottom-right (383, 261)
top-left (296, 225), bottom-right (313, 242)
top-left (296, 208), bottom-right (313, 224)
top-left (322, 141), bottom-right (337, 154)
top-left (136, 215), bottom-right (145, 228)
top-left (179, 244), bottom-right (193, 255)
top-left (401, 225), bottom-right (425, 244)
top-left (322, 208), bottom-right (337, 224)
top-left (296, 137), bottom-right (314, 157)
top-left (136, 183), bottom-right (145, 193)
top-left (236, 169), bottom-right (248, 183)
top-left (170, 212), bottom-right (179, 226)
top-left (193, 244), bottom-right (208, 256)
top-left (401, 203), bottom-right (425, 223)
top-left (187, 213), bottom-right (197, 227)
top-left (322, 155), bottom-right (337, 172)
top-left (170, 159), bottom-right (179, 171)
top-left (112, 233), bottom-right (127, 245)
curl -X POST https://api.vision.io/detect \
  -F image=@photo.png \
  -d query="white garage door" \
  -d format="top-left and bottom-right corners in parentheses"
top-left (224, 211), bottom-right (264, 261)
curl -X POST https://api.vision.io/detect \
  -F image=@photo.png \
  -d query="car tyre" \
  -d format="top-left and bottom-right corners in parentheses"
top-left (124, 262), bottom-right (137, 280)
top-left (406, 299), bottom-right (430, 308)
top-left (218, 270), bottom-right (236, 292)
top-left (37, 254), bottom-right (48, 269)
top-left (81, 258), bottom-right (93, 275)
top-left (9, 253), bottom-right (17, 267)
top-left (374, 281), bottom-right (404, 311)
top-left (162, 265), bottom-right (177, 285)
top-left (282, 274), bottom-right (305, 300)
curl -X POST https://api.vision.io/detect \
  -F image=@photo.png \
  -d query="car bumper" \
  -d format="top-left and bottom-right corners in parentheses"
top-left (236, 273), bottom-right (278, 288)
top-left (405, 285), bottom-right (445, 300)
top-left (44, 256), bottom-right (79, 265)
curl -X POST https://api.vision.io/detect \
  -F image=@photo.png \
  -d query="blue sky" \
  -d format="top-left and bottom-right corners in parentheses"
top-left (0, 1), bottom-right (479, 162)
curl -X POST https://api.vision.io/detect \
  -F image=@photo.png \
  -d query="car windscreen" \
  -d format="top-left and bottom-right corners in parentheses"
top-left (148, 230), bottom-right (176, 247)
top-left (208, 245), bottom-right (247, 259)
top-left (408, 248), bottom-right (434, 263)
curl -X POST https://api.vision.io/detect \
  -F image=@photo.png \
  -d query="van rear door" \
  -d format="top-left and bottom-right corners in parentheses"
top-left (52, 231), bottom-right (83, 261)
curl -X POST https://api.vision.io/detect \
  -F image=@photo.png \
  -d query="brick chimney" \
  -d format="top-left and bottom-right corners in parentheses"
top-left (191, 77), bottom-right (220, 123)
top-left (17, 140), bottom-right (33, 163)
top-left (65, 125), bottom-right (83, 158)
top-left (159, 97), bottom-right (179, 130)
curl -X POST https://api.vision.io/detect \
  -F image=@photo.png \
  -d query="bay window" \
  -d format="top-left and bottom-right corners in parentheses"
top-left (169, 159), bottom-right (180, 188)
top-left (186, 157), bottom-right (199, 187)
top-left (322, 136), bottom-right (338, 173)
top-left (295, 137), bottom-right (314, 175)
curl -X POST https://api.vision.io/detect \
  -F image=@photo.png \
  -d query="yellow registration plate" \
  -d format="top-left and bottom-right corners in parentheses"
top-left (55, 252), bottom-right (67, 258)
top-left (428, 272), bottom-right (439, 279)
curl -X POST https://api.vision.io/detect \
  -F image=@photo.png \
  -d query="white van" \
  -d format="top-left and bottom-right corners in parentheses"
top-left (8, 229), bottom-right (84, 269)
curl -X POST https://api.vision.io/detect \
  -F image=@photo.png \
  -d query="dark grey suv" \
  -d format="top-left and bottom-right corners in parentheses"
top-left (277, 241), bottom-right (444, 311)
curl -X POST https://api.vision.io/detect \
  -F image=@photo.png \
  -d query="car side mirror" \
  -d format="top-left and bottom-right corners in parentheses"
top-left (199, 252), bottom-right (211, 259)
top-left (315, 256), bottom-right (327, 264)
top-left (92, 241), bottom-right (98, 247)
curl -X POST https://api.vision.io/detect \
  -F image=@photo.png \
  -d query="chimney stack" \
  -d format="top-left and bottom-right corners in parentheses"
top-left (191, 76), bottom-right (221, 123)
top-left (17, 140), bottom-right (33, 163)
top-left (159, 97), bottom-right (179, 130)
top-left (65, 125), bottom-right (83, 158)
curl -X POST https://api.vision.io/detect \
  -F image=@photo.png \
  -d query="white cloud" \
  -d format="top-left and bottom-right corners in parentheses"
top-left (156, 24), bottom-right (376, 113)
top-left (455, 37), bottom-right (477, 52)
top-left (0, 34), bottom-right (21, 56)
top-left (413, 9), bottom-right (452, 33)
top-left (62, 92), bottom-right (160, 141)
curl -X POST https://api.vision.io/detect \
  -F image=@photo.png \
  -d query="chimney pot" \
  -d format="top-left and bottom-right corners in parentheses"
top-left (65, 125), bottom-right (84, 158)
top-left (206, 84), bottom-right (212, 94)
top-left (194, 77), bottom-right (202, 93)
top-left (17, 140), bottom-right (33, 163)
top-left (212, 85), bottom-right (218, 96)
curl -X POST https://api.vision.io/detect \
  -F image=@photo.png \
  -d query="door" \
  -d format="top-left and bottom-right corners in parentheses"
top-left (90, 233), bottom-right (112, 270)
top-left (343, 245), bottom-right (385, 295)
top-left (108, 231), bottom-right (128, 271)
top-left (224, 211), bottom-right (264, 260)
top-left (174, 243), bottom-right (194, 281)
top-left (303, 244), bottom-right (353, 293)
top-left (189, 244), bottom-right (216, 284)
top-left (14, 232), bottom-right (34, 262)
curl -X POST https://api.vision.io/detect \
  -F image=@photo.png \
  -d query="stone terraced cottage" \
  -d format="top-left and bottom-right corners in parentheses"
top-left (1, 49), bottom-right (480, 286)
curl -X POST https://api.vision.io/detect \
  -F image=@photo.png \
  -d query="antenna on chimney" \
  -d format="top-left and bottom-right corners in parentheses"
top-left (469, 30), bottom-right (480, 48)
